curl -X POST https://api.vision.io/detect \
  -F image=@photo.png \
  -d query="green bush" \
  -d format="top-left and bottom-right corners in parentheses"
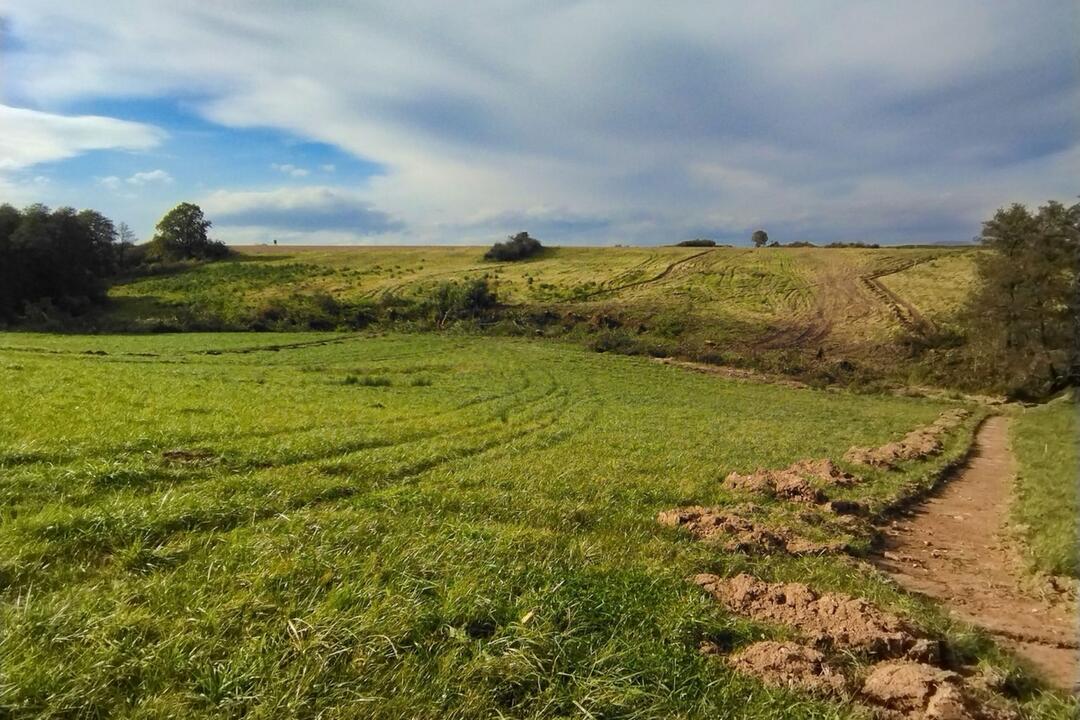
top-left (426, 277), bottom-right (498, 328)
top-left (484, 232), bottom-right (543, 261)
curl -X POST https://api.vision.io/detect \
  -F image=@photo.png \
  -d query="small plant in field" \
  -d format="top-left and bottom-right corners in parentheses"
top-left (343, 374), bottom-right (391, 387)
top-left (410, 376), bottom-right (433, 387)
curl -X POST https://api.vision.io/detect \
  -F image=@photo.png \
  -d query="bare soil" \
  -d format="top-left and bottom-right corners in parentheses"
top-left (657, 506), bottom-right (845, 555)
top-left (860, 660), bottom-right (1014, 720)
top-left (693, 573), bottom-right (935, 660)
top-left (723, 640), bottom-right (847, 695)
top-left (873, 416), bottom-right (1079, 691)
top-left (845, 409), bottom-right (969, 468)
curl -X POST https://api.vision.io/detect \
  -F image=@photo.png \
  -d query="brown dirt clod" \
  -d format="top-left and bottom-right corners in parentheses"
top-left (727, 641), bottom-right (848, 696)
top-left (657, 507), bottom-right (843, 555)
top-left (845, 410), bottom-right (969, 469)
top-left (859, 660), bottom-right (1017, 720)
top-left (723, 457), bottom-right (862, 504)
top-left (693, 573), bottom-right (926, 659)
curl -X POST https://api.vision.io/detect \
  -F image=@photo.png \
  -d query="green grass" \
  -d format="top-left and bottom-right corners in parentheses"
top-left (1010, 395), bottom-right (1079, 578)
top-left (0, 332), bottom-right (1071, 718)
top-left (101, 246), bottom-right (977, 365)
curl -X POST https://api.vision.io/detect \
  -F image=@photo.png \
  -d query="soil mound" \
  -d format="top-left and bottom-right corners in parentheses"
top-left (693, 573), bottom-right (930, 659)
top-left (723, 457), bottom-right (861, 504)
top-left (845, 410), bottom-right (970, 468)
top-left (727, 641), bottom-right (847, 695)
top-left (657, 506), bottom-right (844, 555)
top-left (860, 661), bottom-right (1014, 720)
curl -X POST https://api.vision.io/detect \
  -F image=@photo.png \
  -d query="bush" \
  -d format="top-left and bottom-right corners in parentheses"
top-left (426, 277), bottom-right (498, 328)
top-left (484, 232), bottom-right (543, 261)
top-left (675, 238), bottom-right (716, 247)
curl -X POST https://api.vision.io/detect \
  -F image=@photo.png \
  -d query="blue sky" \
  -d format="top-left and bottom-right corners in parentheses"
top-left (0, 1), bottom-right (1076, 245)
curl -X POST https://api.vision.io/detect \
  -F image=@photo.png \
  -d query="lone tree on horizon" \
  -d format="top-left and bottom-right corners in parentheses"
top-left (751, 229), bottom-right (769, 248)
top-left (148, 202), bottom-right (228, 261)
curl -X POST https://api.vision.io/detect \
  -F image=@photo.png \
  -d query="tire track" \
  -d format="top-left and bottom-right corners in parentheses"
top-left (577, 249), bottom-right (715, 299)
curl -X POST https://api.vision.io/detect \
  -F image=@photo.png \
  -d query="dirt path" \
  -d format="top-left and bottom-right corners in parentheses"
top-left (873, 416), bottom-right (1078, 691)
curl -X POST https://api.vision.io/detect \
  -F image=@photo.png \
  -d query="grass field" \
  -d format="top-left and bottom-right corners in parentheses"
top-left (0, 332), bottom-right (1072, 719)
top-left (101, 246), bottom-right (978, 377)
top-left (1010, 395), bottom-right (1079, 578)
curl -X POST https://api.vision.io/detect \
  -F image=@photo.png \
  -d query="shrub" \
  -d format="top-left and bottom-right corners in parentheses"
top-left (484, 232), bottom-right (543, 261)
top-left (426, 277), bottom-right (498, 328)
top-left (675, 238), bottom-right (716, 247)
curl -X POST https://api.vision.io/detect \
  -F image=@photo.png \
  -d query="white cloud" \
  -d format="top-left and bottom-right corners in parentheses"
top-left (320, 164), bottom-right (336, 173)
top-left (271, 163), bottom-right (309, 178)
top-left (96, 175), bottom-right (122, 191)
top-left (126, 169), bottom-right (173, 185)
top-left (0, 104), bottom-right (164, 171)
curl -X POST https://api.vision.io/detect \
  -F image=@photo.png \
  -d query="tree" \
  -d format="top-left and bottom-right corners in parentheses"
top-left (964, 199), bottom-right (1079, 397)
top-left (118, 222), bottom-right (137, 245)
top-left (751, 229), bottom-right (769, 247)
top-left (0, 204), bottom-right (124, 319)
top-left (148, 202), bottom-right (228, 261)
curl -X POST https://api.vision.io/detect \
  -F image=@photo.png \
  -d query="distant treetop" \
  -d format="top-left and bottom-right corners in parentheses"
top-left (751, 229), bottom-right (769, 247)
top-left (485, 231), bottom-right (543, 261)
top-left (148, 203), bottom-right (229, 262)
top-left (676, 238), bottom-right (716, 247)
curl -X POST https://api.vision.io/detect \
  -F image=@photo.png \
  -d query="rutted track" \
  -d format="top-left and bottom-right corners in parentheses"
top-left (578, 248), bottom-right (715, 299)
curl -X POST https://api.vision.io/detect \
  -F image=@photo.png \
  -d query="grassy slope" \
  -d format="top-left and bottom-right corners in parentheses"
top-left (877, 251), bottom-right (980, 327)
top-left (0, 332), bottom-right (1071, 718)
top-left (1010, 396), bottom-right (1079, 578)
top-left (105, 245), bottom-right (976, 348)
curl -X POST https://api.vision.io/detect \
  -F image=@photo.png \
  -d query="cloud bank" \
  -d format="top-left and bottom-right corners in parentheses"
top-left (1, 1), bottom-right (1076, 244)
top-left (0, 104), bottom-right (163, 171)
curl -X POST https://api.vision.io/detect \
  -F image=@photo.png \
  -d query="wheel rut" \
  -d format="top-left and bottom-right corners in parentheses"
top-left (872, 416), bottom-right (1078, 691)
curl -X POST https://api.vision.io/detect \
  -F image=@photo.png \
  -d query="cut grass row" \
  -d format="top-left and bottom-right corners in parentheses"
top-left (0, 332), bottom-right (1072, 718)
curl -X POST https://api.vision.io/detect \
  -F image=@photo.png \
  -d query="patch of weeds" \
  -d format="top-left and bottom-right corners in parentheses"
top-left (343, 374), bottom-right (392, 387)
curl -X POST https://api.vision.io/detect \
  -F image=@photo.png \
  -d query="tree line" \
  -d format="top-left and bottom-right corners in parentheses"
top-left (962, 199), bottom-right (1079, 398)
top-left (0, 202), bottom-right (226, 320)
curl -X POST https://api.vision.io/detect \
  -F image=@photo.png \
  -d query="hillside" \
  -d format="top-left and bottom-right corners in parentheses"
top-left (100, 245), bottom-right (978, 384)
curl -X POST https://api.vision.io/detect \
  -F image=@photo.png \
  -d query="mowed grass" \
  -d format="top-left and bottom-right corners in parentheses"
top-left (105, 245), bottom-right (977, 346)
top-left (877, 251), bottom-right (981, 327)
top-left (1010, 395), bottom-right (1079, 578)
top-left (0, 332), bottom-right (1072, 718)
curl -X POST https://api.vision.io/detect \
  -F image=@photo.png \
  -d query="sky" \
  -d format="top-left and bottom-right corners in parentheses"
top-left (0, 1), bottom-right (1076, 246)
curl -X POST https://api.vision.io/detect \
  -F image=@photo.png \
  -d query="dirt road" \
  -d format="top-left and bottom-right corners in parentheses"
top-left (874, 416), bottom-right (1078, 691)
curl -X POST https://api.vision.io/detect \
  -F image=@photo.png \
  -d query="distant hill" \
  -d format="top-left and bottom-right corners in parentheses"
top-left (100, 244), bottom-right (979, 386)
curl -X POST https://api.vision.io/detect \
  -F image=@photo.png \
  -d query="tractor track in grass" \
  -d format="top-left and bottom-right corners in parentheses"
top-left (749, 256), bottom-right (935, 352)
top-left (578, 248), bottom-right (715, 299)
top-left (872, 416), bottom-right (1079, 691)
top-left (3, 376), bottom-right (576, 595)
